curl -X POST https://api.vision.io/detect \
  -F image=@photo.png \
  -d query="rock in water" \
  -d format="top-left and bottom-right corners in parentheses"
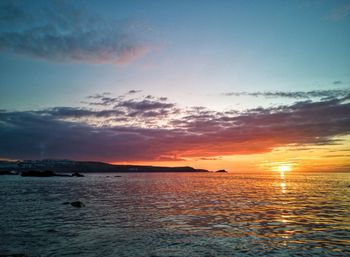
top-left (21, 170), bottom-right (56, 177)
top-left (70, 201), bottom-right (85, 207)
top-left (71, 172), bottom-right (84, 177)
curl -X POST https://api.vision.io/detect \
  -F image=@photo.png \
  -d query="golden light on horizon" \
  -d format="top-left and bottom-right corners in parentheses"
top-left (277, 165), bottom-right (292, 173)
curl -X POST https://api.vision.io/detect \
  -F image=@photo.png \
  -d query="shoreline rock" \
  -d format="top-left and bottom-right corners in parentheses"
top-left (71, 172), bottom-right (84, 177)
top-left (70, 201), bottom-right (85, 207)
top-left (62, 201), bottom-right (85, 207)
top-left (21, 170), bottom-right (58, 177)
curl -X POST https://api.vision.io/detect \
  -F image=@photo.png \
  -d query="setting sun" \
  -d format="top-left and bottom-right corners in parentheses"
top-left (277, 165), bottom-right (292, 172)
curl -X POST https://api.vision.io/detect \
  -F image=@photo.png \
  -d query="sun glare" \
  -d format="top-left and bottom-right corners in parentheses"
top-left (277, 165), bottom-right (292, 172)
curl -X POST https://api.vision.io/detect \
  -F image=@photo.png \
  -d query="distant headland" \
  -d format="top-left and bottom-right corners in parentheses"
top-left (0, 159), bottom-right (213, 174)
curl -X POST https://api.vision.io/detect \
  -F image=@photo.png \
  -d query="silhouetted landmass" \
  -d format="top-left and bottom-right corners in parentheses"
top-left (0, 159), bottom-right (209, 173)
top-left (21, 170), bottom-right (68, 177)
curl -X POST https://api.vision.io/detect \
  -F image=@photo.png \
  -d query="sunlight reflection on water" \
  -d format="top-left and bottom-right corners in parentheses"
top-left (0, 172), bottom-right (349, 256)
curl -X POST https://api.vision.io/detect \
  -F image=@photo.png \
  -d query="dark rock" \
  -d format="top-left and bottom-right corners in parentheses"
top-left (216, 169), bottom-right (227, 173)
top-left (21, 170), bottom-right (56, 177)
top-left (71, 172), bottom-right (84, 177)
top-left (21, 170), bottom-right (71, 177)
top-left (0, 170), bottom-right (19, 175)
top-left (63, 201), bottom-right (85, 207)
top-left (115, 175), bottom-right (122, 177)
top-left (70, 201), bottom-right (85, 208)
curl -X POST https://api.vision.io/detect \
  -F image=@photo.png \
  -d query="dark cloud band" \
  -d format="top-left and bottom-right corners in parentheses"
top-left (0, 94), bottom-right (349, 161)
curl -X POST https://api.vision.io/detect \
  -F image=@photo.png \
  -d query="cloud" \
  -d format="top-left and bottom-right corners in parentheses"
top-left (117, 99), bottom-right (175, 111)
top-left (198, 157), bottom-right (222, 161)
top-left (0, 1), bottom-right (151, 64)
top-left (40, 107), bottom-right (125, 119)
top-left (223, 89), bottom-right (350, 99)
top-left (82, 94), bottom-right (179, 120)
top-left (87, 96), bottom-right (121, 107)
top-left (127, 90), bottom-right (142, 94)
top-left (0, 93), bottom-right (349, 161)
top-left (328, 4), bottom-right (350, 21)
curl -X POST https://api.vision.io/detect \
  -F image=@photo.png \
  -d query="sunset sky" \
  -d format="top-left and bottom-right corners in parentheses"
top-left (0, 0), bottom-right (349, 172)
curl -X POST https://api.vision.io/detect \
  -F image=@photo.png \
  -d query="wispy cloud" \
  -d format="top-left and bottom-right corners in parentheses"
top-left (328, 3), bottom-right (350, 21)
top-left (0, 93), bottom-right (349, 161)
top-left (223, 89), bottom-right (350, 99)
top-left (127, 90), bottom-right (142, 94)
top-left (82, 94), bottom-right (178, 121)
top-left (0, 1), bottom-right (151, 64)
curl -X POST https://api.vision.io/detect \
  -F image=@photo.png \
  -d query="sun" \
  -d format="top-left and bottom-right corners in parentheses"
top-left (277, 165), bottom-right (292, 172)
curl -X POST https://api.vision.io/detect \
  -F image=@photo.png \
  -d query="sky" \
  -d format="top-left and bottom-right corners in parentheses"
top-left (0, 0), bottom-right (349, 172)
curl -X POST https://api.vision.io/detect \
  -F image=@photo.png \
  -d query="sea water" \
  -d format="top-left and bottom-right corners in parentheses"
top-left (0, 172), bottom-right (349, 257)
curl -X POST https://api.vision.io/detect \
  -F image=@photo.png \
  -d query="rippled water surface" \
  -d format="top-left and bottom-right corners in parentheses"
top-left (1, 172), bottom-right (349, 256)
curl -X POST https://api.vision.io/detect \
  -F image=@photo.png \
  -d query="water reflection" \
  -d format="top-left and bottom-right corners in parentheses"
top-left (0, 172), bottom-right (349, 257)
top-left (280, 181), bottom-right (286, 193)
top-left (279, 170), bottom-right (286, 194)
top-left (280, 170), bottom-right (285, 179)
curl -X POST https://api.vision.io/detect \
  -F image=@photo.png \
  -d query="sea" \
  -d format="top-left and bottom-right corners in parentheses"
top-left (0, 172), bottom-right (349, 257)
